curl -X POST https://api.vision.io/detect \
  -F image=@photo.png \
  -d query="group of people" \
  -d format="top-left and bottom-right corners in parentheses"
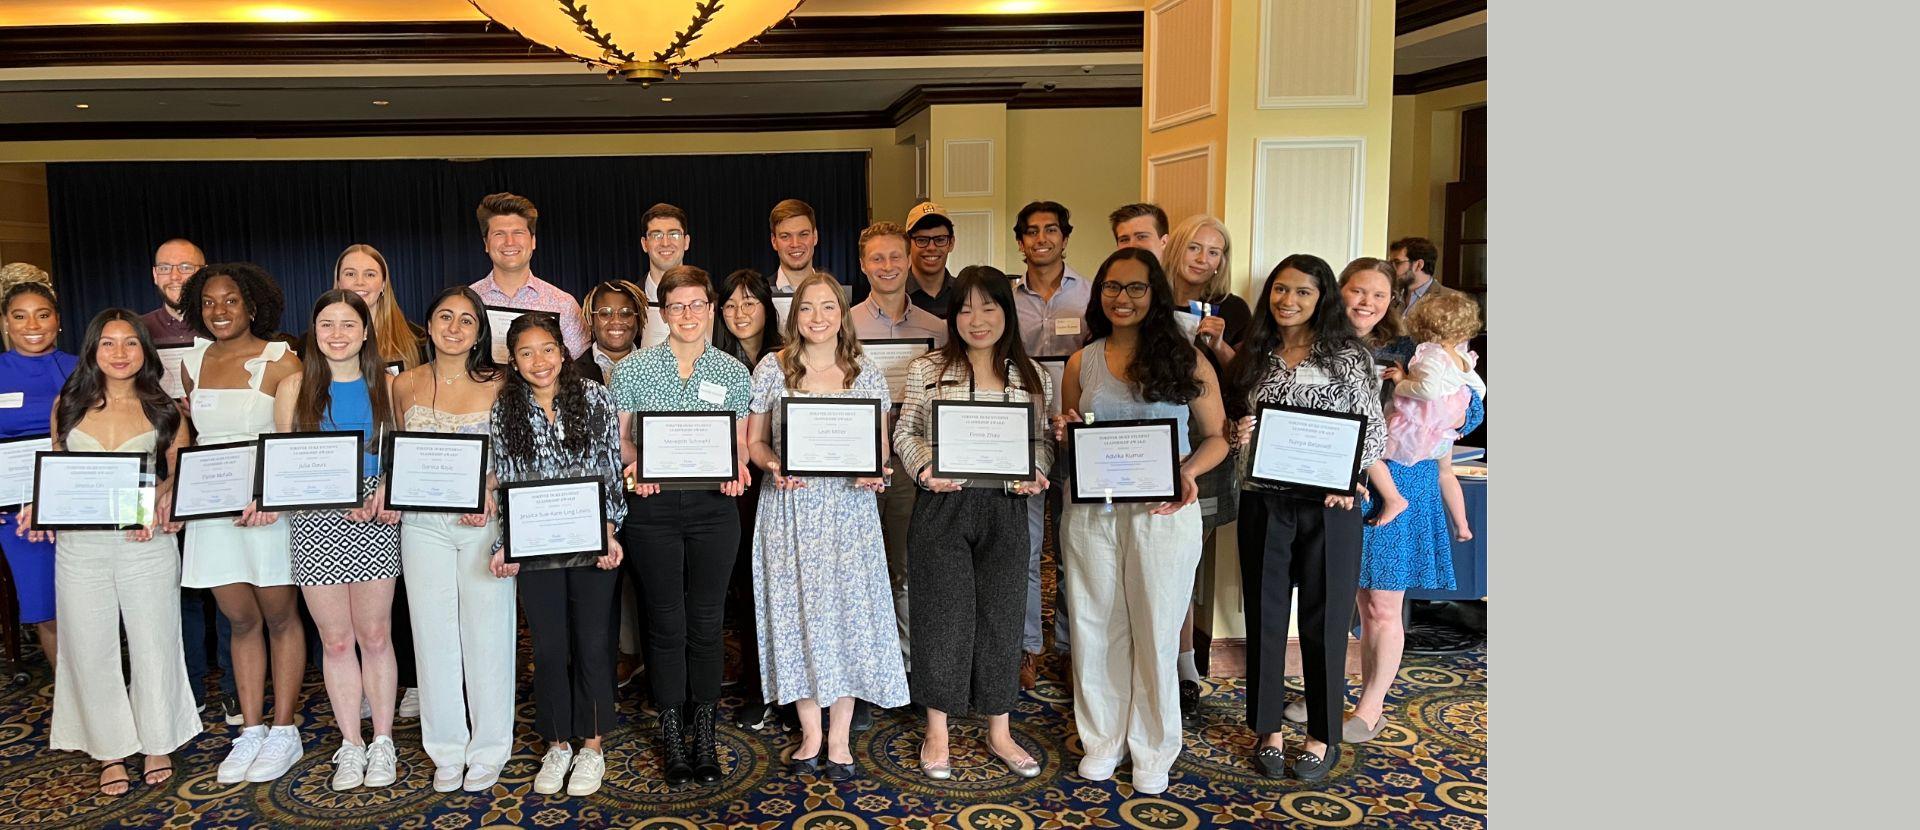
top-left (0, 188), bottom-right (1483, 800)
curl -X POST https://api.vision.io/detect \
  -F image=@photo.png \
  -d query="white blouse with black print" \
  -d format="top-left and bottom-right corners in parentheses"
top-left (1239, 344), bottom-right (1386, 497)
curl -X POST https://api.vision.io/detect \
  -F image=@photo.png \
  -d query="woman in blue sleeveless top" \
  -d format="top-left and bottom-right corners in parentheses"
top-left (0, 282), bottom-right (78, 670)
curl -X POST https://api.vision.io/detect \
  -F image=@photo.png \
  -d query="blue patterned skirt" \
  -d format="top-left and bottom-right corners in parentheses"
top-left (1358, 459), bottom-right (1456, 591)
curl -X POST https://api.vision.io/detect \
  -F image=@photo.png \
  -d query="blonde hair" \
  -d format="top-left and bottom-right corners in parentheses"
top-left (1160, 214), bottom-right (1233, 298)
top-left (858, 221), bottom-right (908, 257)
top-left (1406, 290), bottom-right (1481, 345)
top-left (0, 262), bottom-right (51, 296)
top-left (334, 244), bottom-right (421, 369)
top-left (776, 272), bottom-right (864, 391)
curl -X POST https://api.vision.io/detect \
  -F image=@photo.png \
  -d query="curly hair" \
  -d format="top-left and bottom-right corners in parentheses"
top-left (776, 273), bottom-right (863, 391)
top-left (493, 312), bottom-right (595, 462)
top-left (181, 262), bottom-right (284, 341)
top-left (0, 262), bottom-right (51, 298)
top-left (3, 281), bottom-right (57, 314)
top-left (1083, 248), bottom-right (1202, 404)
top-left (858, 221), bottom-right (907, 257)
top-left (1405, 290), bottom-right (1481, 345)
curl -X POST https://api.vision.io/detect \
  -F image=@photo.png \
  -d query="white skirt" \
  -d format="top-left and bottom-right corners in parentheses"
top-left (181, 515), bottom-right (294, 589)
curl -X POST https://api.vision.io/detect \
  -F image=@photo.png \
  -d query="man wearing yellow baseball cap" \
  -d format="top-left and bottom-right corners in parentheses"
top-left (903, 201), bottom-right (958, 318)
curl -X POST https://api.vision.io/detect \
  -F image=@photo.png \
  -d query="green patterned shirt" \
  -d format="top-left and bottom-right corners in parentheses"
top-left (610, 343), bottom-right (752, 417)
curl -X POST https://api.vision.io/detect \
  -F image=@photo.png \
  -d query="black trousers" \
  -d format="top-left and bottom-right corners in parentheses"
top-left (392, 574), bottom-right (417, 687)
top-left (1236, 491), bottom-right (1362, 746)
top-left (623, 490), bottom-right (740, 708)
top-left (907, 488), bottom-right (1029, 716)
top-left (520, 565), bottom-right (620, 741)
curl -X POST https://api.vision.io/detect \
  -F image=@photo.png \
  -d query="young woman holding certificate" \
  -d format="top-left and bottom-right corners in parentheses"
top-left (25, 309), bottom-right (197, 796)
top-left (389, 286), bottom-right (512, 793)
top-left (713, 267), bottom-right (783, 729)
top-left (490, 313), bottom-right (627, 798)
top-left (610, 265), bottom-right (752, 787)
top-left (176, 263), bottom-right (309, 785)
top-left (0, 283), bottom-right (76, 674)
top-left (1052, 247), bottom-right (1229, 796)
top-left (891, 265), bottom-right (1052, 781)
top-left (1224, 254), bottom-right (1384, 781)
top-left (270, 290), bottom-right (403, 791)
top-left (745, 272), bottom-right (907, 782)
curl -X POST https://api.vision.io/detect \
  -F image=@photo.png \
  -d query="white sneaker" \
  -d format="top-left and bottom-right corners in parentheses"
top-left (396, 688), bottom-right (420, 720)
top-left (566, 747), bottom-right (605, 796)
top-left (245, 725), bottom-right (304, 782)
top-left (534, 744), bottom-right (574, 795)
top-left (432, 765), bottom-right (464, 793)
top-left (217, 725), bottom-right (268, 784)
top-left (363, 736), bottom-right (398, 788)
top-left (329, 743), bottom-right (367, 791)
top-left (463, 763), bottom-right (501, 792)
top-left (1078, 754), bottom-right (1121, 782)
top-left (1132, 768), bottom-right (1169, 795)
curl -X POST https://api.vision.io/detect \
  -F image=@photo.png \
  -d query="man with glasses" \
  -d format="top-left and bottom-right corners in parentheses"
top-left (1388, 236), bottom-right (1459, 315)
top-left (141, 238), bottom-right (204, 346)
top-left (903, 202), bottom-right (958, 318)
top-left (638, 204), bottom-right (692, 348)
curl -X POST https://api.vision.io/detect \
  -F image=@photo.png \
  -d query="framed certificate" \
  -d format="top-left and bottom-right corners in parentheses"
top-left (31, 451), bottom-right (152, 530)
top-left (255, 431), bottom-right (367, 511)
top-left (1067, 418), bottom-right (1181, 504)
top-left (1033, 356), bottom-right (1069, 417)
top-left (171, 441), bottom-right (257, 520)
top-left (930, 400), bottom-right (1034, 481)
top-left (500, 476), bottom-right (608, 562)
top-left (385, 360), bottom-right (406, 377)
top-left (157, 343), bottom-right (196, 399)
top-left (484, 305), bottom-right (560, 364)
top-left (0, 434), bottom-right (52, 510)
top-left (1245, 404), bottom-right (1367, 496)
top-left (779, 396), bottom-right (884, 477)
top-left (859, 338), bottom-right (934, 403)
top-left (382, 431), bottom-right (489, 513)
top-left (634, 411), bottom-right (738, 488)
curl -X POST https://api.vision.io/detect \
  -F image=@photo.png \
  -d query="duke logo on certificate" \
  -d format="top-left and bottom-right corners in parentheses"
top-left (1245, 404), bottom-right (1367, 496)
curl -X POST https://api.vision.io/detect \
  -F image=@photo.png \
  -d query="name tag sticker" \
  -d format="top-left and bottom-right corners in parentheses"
top-left (0, 392), bottom-right (21, 409)
top-left (192, 390), bottom-right (219, 412)
top-left (1293, 365), bottom-right (1333, 386)
top-left (697, 381), bottom-right (728, 406)
top-left (1053, 317), bottom-right (1082, 336)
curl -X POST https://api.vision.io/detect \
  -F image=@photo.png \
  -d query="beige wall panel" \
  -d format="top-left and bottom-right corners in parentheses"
top-left (1147, 0), bottom-right (1220, 131)
top-left (946, 209), bottom-right (997, 276)
top-left (1251, 138), bottom-right (1364, 273)
top-left (942, 139), bottom-right (995, 198)
top-left (1259, 0), bottom-right (1368, 108)
top-left (1146, 144), bottom-right (1215, 230)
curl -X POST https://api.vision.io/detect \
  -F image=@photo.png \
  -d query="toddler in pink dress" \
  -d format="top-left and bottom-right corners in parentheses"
top-left (1384, 293), bottom-right (1485, 540)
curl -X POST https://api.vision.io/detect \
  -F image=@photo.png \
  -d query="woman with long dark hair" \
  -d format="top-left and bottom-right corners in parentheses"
top-left (713, 267), bottom-right (785, 729)
top-left (1225, 253), bottom-right (1385, 781)
top-left (269, 290), bottom-right (403, 791)
top-left (0, 283), bottom-right (76, 673)
top-left (29, 308), bottom-right (196, 795)
top-left (491, 312), bottom-right (627, 798)
top-left (390, 286), bottom-right (512, 793)
top-left (892, 265), bottom-right (1053, 780)
top-left (176, 262), bottom-right (308, 785)
top-left (1053, 247), bottom-right (1228, 795)
top-left (714, 268), bottom-right (784, 369)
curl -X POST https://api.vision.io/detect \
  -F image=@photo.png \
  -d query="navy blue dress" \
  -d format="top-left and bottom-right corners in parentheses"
top-left (1357, 386), bottom-right (1483, 591)
top-left (0, 349), bottom-right (78, 623)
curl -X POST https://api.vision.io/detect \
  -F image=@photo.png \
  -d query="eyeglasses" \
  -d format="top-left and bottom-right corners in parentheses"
top-left (909, 234), bottom-right (953, 249)
top-left (592, 307), bottom-right (638, 320)
top-left (724, 299), bottom-right (762, 311)
top-left (1387, 258), bottom-right (1410, 267)
top-left (645, 230), bottom-right (686, 242)
top-left (152, 263), bottom-right (201, 276)
top-left (1100, 282), bottom-right (1151, 298)
top-left (663, 300), bottom-right (711, 317)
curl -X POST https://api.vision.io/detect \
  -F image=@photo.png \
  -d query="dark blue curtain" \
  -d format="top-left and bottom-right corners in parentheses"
top-left (45, 152), bottom-right (870, 352)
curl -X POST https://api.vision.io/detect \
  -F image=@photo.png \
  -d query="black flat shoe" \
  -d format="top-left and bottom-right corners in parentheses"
top-left (824, 759), bottom-right (857, 781)
top-left (1254, 746), bottom-right (1286, 778)
top-left (1291, 745), bottom-right (1340, 782)
top-left (790, 752), bottom-right (820, 776)
top-left (1179, 680), bottom-right (1201, 723)
top-left (851, 700), bottom-right (872, 732)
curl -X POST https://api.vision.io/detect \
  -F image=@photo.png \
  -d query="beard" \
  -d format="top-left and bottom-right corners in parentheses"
top-left (164, 292), bottom-right (185, 313)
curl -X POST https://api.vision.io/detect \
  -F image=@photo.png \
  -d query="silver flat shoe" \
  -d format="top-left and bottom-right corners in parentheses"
top-left (991, 746), bottom-right (1042, 778)
top-left (1341, 714), bottom-right (1388, 743)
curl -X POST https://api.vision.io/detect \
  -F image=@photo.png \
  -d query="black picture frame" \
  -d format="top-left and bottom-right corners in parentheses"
top-left (778, 396), bottom-right (885, 478)
top-left (1067, 418), bottom-right (1181, 504)
top-left (1244, 403), bottom-right (1368, 497)
top-left (170, 440), bottom-right (257, 521)
top-left (930, 399), bottom-right (1035, 481)
top-left (381, 431), bottom-right (490, 514)
top-left (1033, 355), bottom-right (1069, 416)
top-left (0, 433), bottom-right (53, 510)
top-left (499, 476), bottom-right (609, 563)
top-left (633, 410), bottom-right (739, 490)
top-left (254, 430), bottom-right (368, 511)
top-left (30, 450), bottom-right (152, 530)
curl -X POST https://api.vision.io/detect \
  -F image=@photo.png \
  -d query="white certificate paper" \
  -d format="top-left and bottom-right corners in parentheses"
top-left (1070, 420), bottom-right (1179, 503)
top-left (258, 432), bottom-right (365, 510)
top-left (932, 400), bottom-right (1033, 480)
top-left (0, 434), bottom-right (52, 509)
top-left (1248, 405), bottom-right (1366, 493)
top-left (771, 294), bottom-right (793, 326)
top-left (385, 433), bottom-right (488, 512)
top-left (157, 344), bottom-right (196, 400)
top-left (172, 442), bottom-right (257, 520)
top-left (503, 478), bottom-right (605, 560)
top-left (641, 304), bottom-right (671, 349)
top-left (32, 452), bottom-right (150, 528)
top-left (860, 338), bottom-right (933, 402)
top-left (637, 412), bottom-right (736, 483)
top-left (485, 306), bottom-right (558, 364)
top-left (781, 398), bottom-right (882, 476)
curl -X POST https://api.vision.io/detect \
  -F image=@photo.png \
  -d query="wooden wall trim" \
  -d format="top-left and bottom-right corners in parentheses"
top-left (1395, 0), bottom-right (1486, 36)
top-left (1393, 57), bottom-right (1486, 96)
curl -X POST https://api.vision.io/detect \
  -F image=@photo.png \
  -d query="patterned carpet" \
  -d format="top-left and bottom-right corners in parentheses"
top-left (0, 639), bottom-right (1486, 830)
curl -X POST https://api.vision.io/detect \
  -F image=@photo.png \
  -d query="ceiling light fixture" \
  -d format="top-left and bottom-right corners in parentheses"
top-left (74, 103), bottom-right (90, 109)
top-left (372, 100), bottom-right (390, 106)
top-left (467, 1), bottom-right (803, 86)
top-left (660, 97), bottom-right (673, 103)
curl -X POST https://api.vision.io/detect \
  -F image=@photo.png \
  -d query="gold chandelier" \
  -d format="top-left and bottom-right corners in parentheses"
top-left (468, 1), bottom-right (807, 84)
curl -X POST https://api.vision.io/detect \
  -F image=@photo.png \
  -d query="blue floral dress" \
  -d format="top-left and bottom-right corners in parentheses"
top-left (747, 353), bottom-right (910, 708)
top-left (1359, 387), bottom-right (1484, 590)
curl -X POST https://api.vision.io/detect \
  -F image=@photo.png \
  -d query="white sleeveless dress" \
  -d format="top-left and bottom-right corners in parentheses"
top-left (180, 340), bottom-right (295, 589)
